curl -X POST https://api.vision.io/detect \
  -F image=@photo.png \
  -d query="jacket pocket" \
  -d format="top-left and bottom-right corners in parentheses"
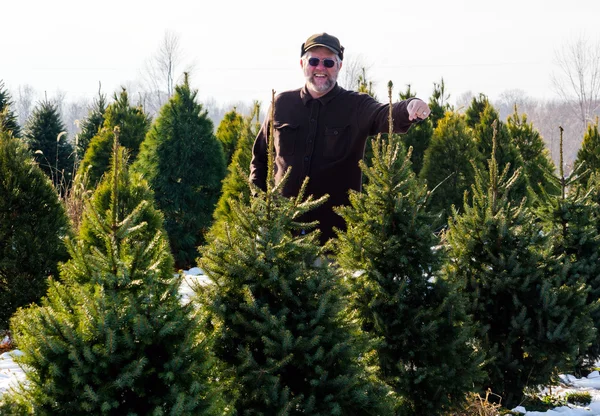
top-left (274, 122), bottom-right (298, 156)
top-left (323, 125), bottom-right (350, 162)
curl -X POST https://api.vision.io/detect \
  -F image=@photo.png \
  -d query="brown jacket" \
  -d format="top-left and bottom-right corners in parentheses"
top-left (250, 83), bottom-right (415, 243)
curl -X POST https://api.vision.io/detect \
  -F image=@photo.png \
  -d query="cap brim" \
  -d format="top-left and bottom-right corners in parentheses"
top-left (305, 44), bottom-right (339, 55)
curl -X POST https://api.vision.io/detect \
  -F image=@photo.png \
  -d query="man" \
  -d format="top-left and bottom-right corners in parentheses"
top-left (250, 32), bottom-right (430, 244)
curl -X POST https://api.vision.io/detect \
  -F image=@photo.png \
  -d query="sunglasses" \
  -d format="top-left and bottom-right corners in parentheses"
top-left (307, 57), bottom-right (336, 68)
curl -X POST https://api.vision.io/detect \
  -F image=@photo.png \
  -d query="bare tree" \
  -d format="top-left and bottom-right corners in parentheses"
top-left (552, 35), bottom-right (600, 129)
top-left (15, 84), bottom-right (37, 127)
top-left (339, 53), bottom-right (373, 91)
top-left (140, 30), bottom-right (195, 116)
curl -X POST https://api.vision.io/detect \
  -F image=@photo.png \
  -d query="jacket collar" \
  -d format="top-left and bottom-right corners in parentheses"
top-left (301, 83), bottom-right (342, 106)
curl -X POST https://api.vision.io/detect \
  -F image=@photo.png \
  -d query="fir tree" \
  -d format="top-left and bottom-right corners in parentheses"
top-left (133, 75), bottom-right (226, 269)
top-left (473, 102), bottom-right (528, 204)
top-left (573, 118), bottom-right (600, 175)
top-left (216, 108), bottom-right (245, 165)
top-left (211, 103), bottom-right (261, 235)
top-left (23, 99), bottom-right (74, 191)
top-left (397, 85), bottom-right (433, 175)
top-left (0, 130), bottom-right (69, 330)
top-left (334, 131), bottom-right (484, 415)
top-left (506, 105), bottom-right (558, 201)
top-left (76, 89), bottom-right (107, 161)
top-left (444, 125), bottom-right (594, 407)
top-left (79, 88), bottom-right (150, 187)
top-left (0, 80), bottom-right (21, 137)
top-left (198, 91), bottom-right (395, 415)
top-left (464, 93), bottom-right (488, 128)
top-left (1, 133), bottom-right (224, 415)
top-left (428, 78), bottom-right (451, 129)
top-left (537, 128), bottom-right (600, 371)
top-left (419, 111), bottom-right (479, 224)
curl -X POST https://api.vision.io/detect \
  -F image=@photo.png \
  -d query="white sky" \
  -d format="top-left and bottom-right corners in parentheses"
top-left (2, 0), bottom-right (599, 109)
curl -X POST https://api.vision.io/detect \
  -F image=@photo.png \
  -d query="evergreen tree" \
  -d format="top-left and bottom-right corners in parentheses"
top-left (334, 133), bottom-right (484, 415)
top-left (507, 106), bottom-right (559, 200)
top-left (357, 67), bottom-right (377, 99)
top-left (573, 118), bottom-right (600, 175)
top-left (398, 85), bottom-right (433, 175)
top-left (419, 111), bottom-right (479, 224)
top-left (1, 135), bottom-right (224, 415)
top-left (198, 93), bottom-right (395, 415)
top-left (23, 99), bottom-right (74, 191)
top-left (444, 129), bottom-right (594, 407)
top-left (216, 108), bottom-right (245, 165)
top-left (76, 90), bottom-right (107, 161)
top-left (428, 78), bottom-right (451, 129)
top-left (133, 75), bottom-right (226, 269)
top-left (540, 130), bottom-right (600, 370)
top-left (211, 103), bottom-right (261, 235)
top-left (0, 80), bottom-right (21, 137)
top-left (79, 88), bottom-right (150, 187)
top-left (473, 103), bottom-right (528, 204)
top-left (464, 93), bottom-right (488, 128)
top-left (0, 130), bottom-right (69, 330)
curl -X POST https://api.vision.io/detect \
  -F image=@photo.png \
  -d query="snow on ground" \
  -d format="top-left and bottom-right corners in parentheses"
top-left (3, 269), bottom-right (600, 415)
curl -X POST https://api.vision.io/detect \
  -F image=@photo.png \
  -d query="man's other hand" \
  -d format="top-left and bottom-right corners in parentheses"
top-left (407, 99), bottom-right (431, 121)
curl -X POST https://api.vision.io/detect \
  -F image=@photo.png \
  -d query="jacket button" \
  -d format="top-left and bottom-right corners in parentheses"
top-left (334, 130), bottom-right (338, 135)
top-left (304, 156), bottom-right (309, 162)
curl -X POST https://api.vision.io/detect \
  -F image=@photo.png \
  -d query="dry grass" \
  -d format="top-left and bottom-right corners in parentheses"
top-left (449, 389), bottom-right (505, 416)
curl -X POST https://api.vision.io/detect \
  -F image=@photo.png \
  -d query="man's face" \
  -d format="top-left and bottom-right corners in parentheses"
top-left (301, 47), bottom-right (342, 98)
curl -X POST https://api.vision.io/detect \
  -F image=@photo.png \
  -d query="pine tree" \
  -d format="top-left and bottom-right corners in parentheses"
top-left (464, 93), bottom-right (488, 128)
top-left (428, 78), bottom-right (451, 129)
top-left (216, 108), bottom-right (245, 165)
top-left (507, 106), bottom-right (559, 201)
top-left (473, 102), bottom-right (528, 204)
top-left (394, 85), bottom-right (434, 175)
top-left (538, 129), bottom-right (600, 371)
top-left (334, 131), bottom-right (484, 415)
top-left (444, 126), bottom-right (594, 407)
top-left (133, 75), bottom-right (226, 269)
top-left (198, 92), bottom-right (395, 415)
top-left (23, 99), bottom-right (74, 191)
top-left (1, 133), bottom-right (225, 415)
top-left (76, 90), bottom-right (107, 161)
top-left (573, 118), bottom-right (600, 175)
top-left (0, 130), bottom-right (69, 330)
top-left (0, 80), bottom-right (21, 137)
top-left (79, 88), bottom-right (150, 187)
top-left (211, 103), bottom-right (261, 235)
top-left (419, 111), bottom-right (479, 224)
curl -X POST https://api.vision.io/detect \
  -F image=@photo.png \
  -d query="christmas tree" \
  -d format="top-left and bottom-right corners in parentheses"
top-left (132, 74), bottom-right (226, 269)
top-left (0, 130), bottom-right (69, 330)
top-left (334, 83), bottom-right (483, 415)
top-left (444, 123), bottom-right (594, 407)
top-left (1, 131), bottom-right (224, 415)
top-left (198, 91), bottom-right (394, 415)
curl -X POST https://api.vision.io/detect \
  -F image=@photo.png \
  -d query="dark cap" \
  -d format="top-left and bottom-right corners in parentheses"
top-left (301, 33), bottom-right (344, 60)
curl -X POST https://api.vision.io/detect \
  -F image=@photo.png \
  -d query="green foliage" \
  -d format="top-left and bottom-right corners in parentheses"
top-left (79, 89), bottom-right (150, 187)
top-left (397, 85), bottom-right (434, 174)
top-left (420, 111), bottom-right (479, 224)
top-left (216, 108), bottom-right (245, 165)
top-left (506, 106), bottom-right (558, 201)
top-left (3, 139), bottom-right (225, 415)
top-left (444, 137), bottom-right (594, 408)
top-left (574, 118), bottom-right (600, 175)
top-left (428, 78), bottom-right (451, 129)
top-left (133, 77), bottom-right (226, 269)
top-left (464, 93), bottom-right (488, 128)
top-left (76, 90), bottom-right (107, 161)
top-left (198, 157), bottom-right (395, 414)
top-left (211, 103), bottom-right (261, 236)
top-left (0, 80), bottom-right (21, 137)
top-left (357, 67), bottom-right (377, 99)
top-left (565, 391), bottom-right (592, 406)
top-left (0, 131), bottom-right (69, 330)
top-left (334, 135), bottom-right (483, 415)
top-left (473, 103), bottom-right (528, 204)
top-left (23, 99), bottom-right (74, 191)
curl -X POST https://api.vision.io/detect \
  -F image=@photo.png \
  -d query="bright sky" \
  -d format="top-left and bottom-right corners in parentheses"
top-left (2, 0), bottom-right (599, 109)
